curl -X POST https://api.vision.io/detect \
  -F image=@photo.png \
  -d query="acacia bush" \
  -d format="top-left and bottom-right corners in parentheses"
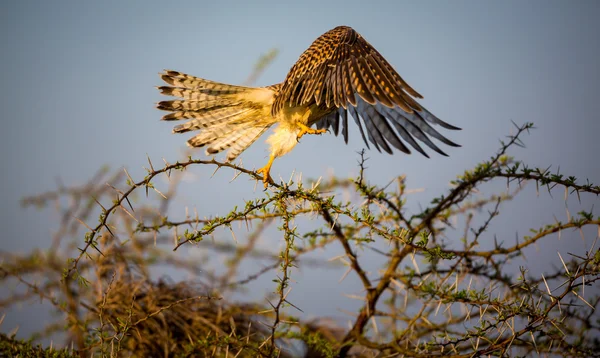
top-left (1, 121), bottom-right (599, 357)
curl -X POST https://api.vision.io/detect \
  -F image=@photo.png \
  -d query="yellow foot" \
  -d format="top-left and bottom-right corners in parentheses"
top-left (256, 155), bottom-right (276, 189)
top-left (256, 167), bottom-right (273, 189)
top-left (297, 123), bottom-right (328, 141)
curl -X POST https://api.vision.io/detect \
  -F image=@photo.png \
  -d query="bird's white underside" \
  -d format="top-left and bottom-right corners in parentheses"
top-left (238, 87), bottom-right (326, 159)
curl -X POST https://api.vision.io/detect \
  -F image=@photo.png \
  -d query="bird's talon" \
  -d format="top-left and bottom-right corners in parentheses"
top-left (296, 126), bottom-right (328, 142)
top-left (256, 163), bottom-right (274, 189)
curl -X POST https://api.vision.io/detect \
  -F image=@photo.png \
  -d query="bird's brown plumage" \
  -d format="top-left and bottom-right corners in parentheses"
top-left (273, 26), bottom-right (424, 115)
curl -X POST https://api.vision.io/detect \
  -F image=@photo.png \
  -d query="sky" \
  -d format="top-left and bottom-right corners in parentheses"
top-left (1, 0), bottom-right (599, 344)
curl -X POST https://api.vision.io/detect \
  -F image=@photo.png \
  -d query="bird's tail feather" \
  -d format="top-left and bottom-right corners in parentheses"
top-left (157, 70), bottom-right (276, 161)
top-left (205, 125), bottom-right (270, 161)
top-left (159, 70), bottom-right (250, 94)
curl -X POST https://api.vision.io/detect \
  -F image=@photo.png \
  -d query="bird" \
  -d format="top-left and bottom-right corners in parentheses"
top-left (156, 26), bottom-right (460, 188)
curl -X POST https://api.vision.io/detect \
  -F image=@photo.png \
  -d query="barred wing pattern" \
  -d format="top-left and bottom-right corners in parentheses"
top-left (274, 26), bottom-right (460, 156)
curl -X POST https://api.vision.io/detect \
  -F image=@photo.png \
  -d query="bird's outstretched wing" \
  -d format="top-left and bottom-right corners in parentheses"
top-left (274, 25), bottom-right (460, 156)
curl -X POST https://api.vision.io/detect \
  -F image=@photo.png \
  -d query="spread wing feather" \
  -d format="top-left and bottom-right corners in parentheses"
top-left (274, 26), bottom-right (425, 114)
top-left (276, 25), bottom-right (459, 157)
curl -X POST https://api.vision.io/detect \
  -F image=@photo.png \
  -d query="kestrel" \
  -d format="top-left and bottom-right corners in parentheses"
top-left (157, 26), bottom-right (460, 188)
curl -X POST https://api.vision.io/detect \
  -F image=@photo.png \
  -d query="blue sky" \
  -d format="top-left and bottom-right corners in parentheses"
top-left (1, 0), bottom-right (599, 342)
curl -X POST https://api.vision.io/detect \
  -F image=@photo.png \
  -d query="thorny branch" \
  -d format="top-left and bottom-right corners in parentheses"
top-left (3, 122), bottom-right (600, 357)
